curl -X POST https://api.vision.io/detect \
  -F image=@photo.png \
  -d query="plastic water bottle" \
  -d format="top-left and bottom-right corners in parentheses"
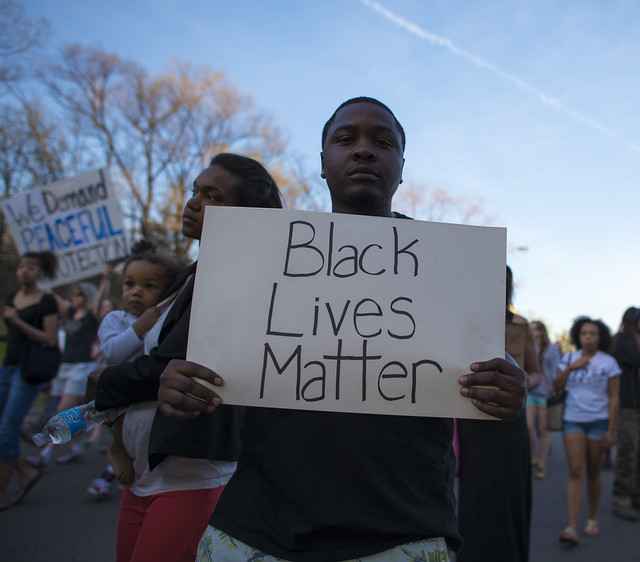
top-left (32, 401), bottom-right (120, 447)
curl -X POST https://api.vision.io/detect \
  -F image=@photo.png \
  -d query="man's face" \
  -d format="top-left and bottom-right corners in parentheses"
top-left (321, 102), bottom-right (404, 212)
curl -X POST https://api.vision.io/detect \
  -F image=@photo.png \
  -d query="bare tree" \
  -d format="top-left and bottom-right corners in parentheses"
top-left (0, 103), bottom-right (27, 198)
top-left (0, 98), bottom-right (83, 252)
top-left (0, 0), bottom-right (49, 87)
top-left (40, 46), bottom-right (312, 255)
top-left (395, 182), bottom-right (494, 225)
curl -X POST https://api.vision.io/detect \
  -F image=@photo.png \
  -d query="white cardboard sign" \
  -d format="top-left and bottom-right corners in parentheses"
top-left (187, 207), bottom-right (506, 419)
top-left (2, 169), bottom-right (129, 287)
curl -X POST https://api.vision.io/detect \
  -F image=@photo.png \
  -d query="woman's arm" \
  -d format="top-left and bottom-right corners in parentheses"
top-left (3, 309), bottom-right (58, 347)
top-left (94, 355), bottom-right (167, 409)
top-left (606, 376), bottom-right (620, 447)
top-left (553, 365), bottom-right (572, 393)
top-left (553, 354), bottom-right (590, 393)
top-left (92, 266), bottom-right (112, 316)
top-left (52, 292), bottom-right (72, 317)
top-left (524, 327), bottom-right (542, 390)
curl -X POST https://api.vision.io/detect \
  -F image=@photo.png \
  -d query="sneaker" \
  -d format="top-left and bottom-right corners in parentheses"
top-left (87, 477), bottom-right (113, 500)
top-left (1, 462), bottom-right (43, 511)
top-left (559, 526), bottom-right (579, 546)
top-left (584, 519), bottom-right (600, 537)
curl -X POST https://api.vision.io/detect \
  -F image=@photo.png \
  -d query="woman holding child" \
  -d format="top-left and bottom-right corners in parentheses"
top-left (93, 153), bottom-right (283, 562)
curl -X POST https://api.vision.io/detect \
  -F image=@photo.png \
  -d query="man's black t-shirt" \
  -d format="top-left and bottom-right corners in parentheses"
top-left (211, 408), bottom-right (460, 561)
top-left (61, 310), bottom-right (98, 363)
top-left (3, 292), bottom-right (58, 366)
top-left (211, 210), bottom-right (460, 561)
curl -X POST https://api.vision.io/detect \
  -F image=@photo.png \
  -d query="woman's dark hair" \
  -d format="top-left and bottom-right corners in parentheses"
top-left (122, 240), bottom-right (181, 287)
top-left (570, 316), bottom-right (612, 351)
top-left (619, 307), bottom-right (640, 336)
top-left (321, 97), bottom-right (406, 151)
top-left (22, 251), bottom-right (58, 279)
top-left (506, 265), bottom-right (514, 323)
top-left (209, 153), bottom-right (283, 209)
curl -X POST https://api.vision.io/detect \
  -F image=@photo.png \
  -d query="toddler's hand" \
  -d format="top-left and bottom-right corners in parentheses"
top-left (133, 306), bottom-right (163, 338)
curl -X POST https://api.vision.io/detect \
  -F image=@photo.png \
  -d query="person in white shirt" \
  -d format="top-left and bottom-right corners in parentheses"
top-left (554, 316), bottom-right (621, 545)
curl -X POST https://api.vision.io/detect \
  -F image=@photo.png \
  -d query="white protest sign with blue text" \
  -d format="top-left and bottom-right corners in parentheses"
top-left (2, 169), bottom-right (128, 287)
top-left (187, 207), bottom-right (506, 419)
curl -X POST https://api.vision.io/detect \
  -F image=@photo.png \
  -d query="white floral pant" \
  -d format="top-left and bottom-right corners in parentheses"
top-left (197, 526), bottom-right (454, 562)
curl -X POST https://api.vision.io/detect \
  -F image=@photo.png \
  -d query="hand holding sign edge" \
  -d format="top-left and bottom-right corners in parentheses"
top-left (458, 357), bottom-right (526, 419)
top-left (158, 359), bottom-right (224, 418)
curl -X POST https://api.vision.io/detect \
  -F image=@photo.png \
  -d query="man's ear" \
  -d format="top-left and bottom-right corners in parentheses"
top-left (320, 152), bottom-right (326, 179)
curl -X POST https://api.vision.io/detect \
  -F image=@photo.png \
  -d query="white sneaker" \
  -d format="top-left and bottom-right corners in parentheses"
top-left (87, 477), bottom-right (113, 500)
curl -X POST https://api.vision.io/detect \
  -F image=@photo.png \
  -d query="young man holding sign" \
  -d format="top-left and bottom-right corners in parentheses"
top-left (158, 98), bottom-right (526, 562)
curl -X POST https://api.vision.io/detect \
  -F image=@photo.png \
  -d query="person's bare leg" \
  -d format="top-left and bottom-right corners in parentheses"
top-left (537, 406), bottom-right (551, 471)
top-left (586, 437), bottom-right (604, 521)
top-left (564, 432), bottom-right (586, 529)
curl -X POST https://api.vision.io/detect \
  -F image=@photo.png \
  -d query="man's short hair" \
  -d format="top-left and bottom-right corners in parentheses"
top-left (321, 97), bottom-right (406, 151)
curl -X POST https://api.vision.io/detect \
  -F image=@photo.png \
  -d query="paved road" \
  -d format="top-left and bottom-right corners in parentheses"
top-left (2, 433), bottom-right (639, 562)
top-left (529, 432), bottom-right (639, 562)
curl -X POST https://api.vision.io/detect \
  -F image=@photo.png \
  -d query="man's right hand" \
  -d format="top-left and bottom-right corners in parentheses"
top-left (158, 359), bottom-right (225, 418)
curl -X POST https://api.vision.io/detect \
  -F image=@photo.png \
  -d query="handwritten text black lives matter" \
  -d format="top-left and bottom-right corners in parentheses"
top-left (259, 220), bottom-right (442, 406)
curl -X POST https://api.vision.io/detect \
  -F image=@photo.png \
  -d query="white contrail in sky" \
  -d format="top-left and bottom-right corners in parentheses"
top-left (360, 0), bottom-right (640, 153)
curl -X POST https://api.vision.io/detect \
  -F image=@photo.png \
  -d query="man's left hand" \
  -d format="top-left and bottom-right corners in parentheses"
top-left (459, 358), bottom-right (526, 419)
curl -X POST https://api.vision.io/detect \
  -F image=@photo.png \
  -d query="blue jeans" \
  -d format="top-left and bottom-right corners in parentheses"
top-left (0, 366), bottom-right (40, 461)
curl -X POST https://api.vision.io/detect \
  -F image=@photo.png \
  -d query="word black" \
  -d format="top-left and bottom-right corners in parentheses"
top-left (283, 220), bottom-right (419, 278)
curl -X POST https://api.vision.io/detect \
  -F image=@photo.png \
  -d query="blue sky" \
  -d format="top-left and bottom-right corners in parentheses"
top-left (28, 0), bottom-right (639, 337)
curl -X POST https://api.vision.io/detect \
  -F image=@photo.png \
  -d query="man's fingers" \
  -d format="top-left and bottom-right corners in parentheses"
top-left (459, 358), bottom-right (526, 420)
top-left (158, 402), bottom-right (199, 419)
top-left (169, 359), bottom-right (224, 386)
top-left (158, 361), bottom-right (225, 417)
top-left (459, 371), bottom-right (523, 392)
top-left (470, 358), bottom-right (520, 376)
top-left (470, 400), bottom-right (516, 419)
top-left (460, 385), bottom-right (515, 406)
top-left (164, 373), bottom-right (219, 402)
top-left (160, 388), bottom-right (212, 414)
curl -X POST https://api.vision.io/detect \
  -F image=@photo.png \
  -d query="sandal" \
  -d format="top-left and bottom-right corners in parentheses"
top-left (584, 519), bottom-right (600, 537)
top-left (0, 463), bottom-right (43, 510)
top-left (559, 526), bottom-right (579, 546)
top-left (534, 466), bottom-right (545, 480)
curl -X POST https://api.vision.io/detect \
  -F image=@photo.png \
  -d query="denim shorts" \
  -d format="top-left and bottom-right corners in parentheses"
top-left (564, 419), bottom-right (609, 440)
top-left (51, 362), bottom-right (96, 397)
top-left (526, 394), bottom-right (546, 408)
